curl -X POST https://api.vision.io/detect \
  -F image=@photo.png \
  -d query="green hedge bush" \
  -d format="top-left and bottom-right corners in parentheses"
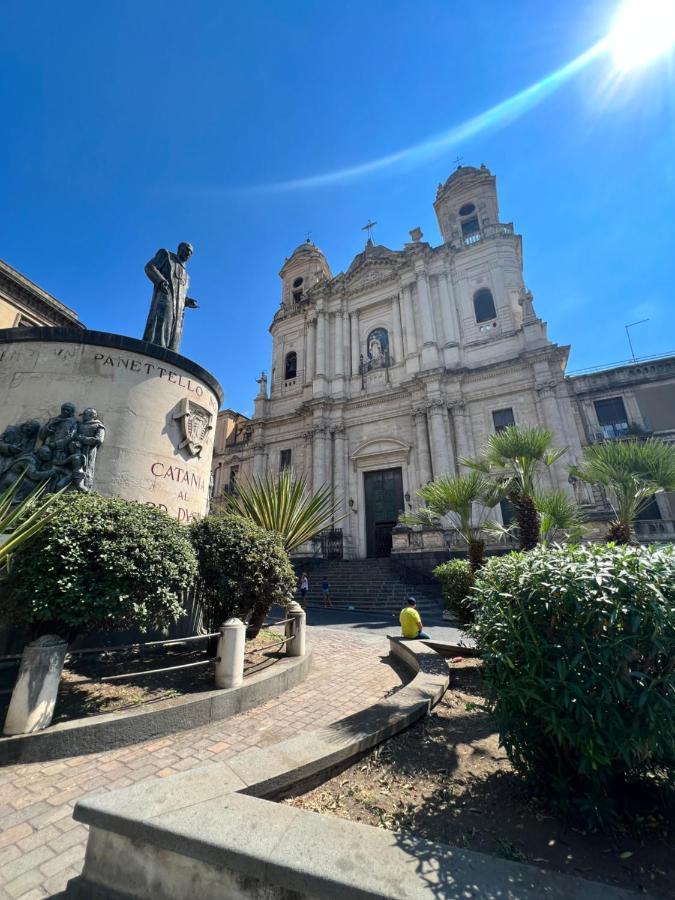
top-left (471, 544), bottom-right (675, 824)
top-left (190, 513), bottom-right (296, 632)
top-left (1, 493), bottom-right (197, 640)
top-left (433, 559), bottom-right (474, 618)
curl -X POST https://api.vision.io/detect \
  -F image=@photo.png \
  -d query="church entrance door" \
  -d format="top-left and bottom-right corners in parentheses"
top-left (364, 467), bottom-right (404, 558)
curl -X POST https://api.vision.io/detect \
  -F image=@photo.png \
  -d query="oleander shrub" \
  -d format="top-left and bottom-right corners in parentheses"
top-left (471, 543), bottom-right (675, 825)
top-left (190, 513), bottom-right (296, 633)
top-left (1, 493), bottom-right (197, 640)
top-left (433, 559), bottom-right (475, 619)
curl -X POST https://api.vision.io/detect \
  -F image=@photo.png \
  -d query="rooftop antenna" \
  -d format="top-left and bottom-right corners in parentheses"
top-left (361, 219), bottom-right (377, 245)
top-left (625, 319), bottom-right (649, 362)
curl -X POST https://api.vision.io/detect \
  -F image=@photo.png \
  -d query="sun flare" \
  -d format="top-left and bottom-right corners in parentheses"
top-left (608, 0), bottom-right (675, 71)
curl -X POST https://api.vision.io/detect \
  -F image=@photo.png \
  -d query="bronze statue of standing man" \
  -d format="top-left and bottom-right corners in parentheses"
top-left (143, 242), bottom-right (198, 352)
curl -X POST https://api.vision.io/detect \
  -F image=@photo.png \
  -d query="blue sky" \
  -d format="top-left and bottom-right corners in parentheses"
top-left (1, 0), bottom-right (674, 414)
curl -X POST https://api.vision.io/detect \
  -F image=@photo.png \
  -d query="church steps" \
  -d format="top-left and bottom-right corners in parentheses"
top-left (294, 559), bottom-right (445, 617)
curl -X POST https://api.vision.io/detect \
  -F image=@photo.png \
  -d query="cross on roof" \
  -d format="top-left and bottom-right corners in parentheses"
top-left (305, 231), bottom-right (312, 243)
top-left (361, 219), bottom-right (377, 243)
top-left (454, 155), bottom-right (464, 168)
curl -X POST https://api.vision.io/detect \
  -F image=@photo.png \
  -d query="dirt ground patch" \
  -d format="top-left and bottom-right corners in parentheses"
top-left (287, 659), bottom-right (674, 898)
top-left (0, 629), bottom-right (285, 724)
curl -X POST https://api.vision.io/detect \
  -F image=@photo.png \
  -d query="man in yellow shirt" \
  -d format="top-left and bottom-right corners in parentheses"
top-left (399, 597), bottom-right (430, 640)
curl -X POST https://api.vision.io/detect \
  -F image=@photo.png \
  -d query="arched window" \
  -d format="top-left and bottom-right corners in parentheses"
top-left (284, 351), bottom-right (297, 380)
top-left (473, 289), bottom-right (496, 323)
top-left (292, 276), bottom-right (303, 303)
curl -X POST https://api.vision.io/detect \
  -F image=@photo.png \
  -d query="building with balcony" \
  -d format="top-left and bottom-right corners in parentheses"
top-left (0, 258), bottom-right (83, 330)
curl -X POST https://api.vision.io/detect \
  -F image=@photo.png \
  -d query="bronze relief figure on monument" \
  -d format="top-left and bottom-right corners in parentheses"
top-left (0, 403), bottom-right (105, 499)
top-left (143, 242), bottom-right (199, 352)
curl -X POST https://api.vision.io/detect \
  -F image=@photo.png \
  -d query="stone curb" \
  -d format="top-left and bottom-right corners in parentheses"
top-left (66, 640), bottom-right (644, 899)
top-left (0, 650), bottom-right (312, 765)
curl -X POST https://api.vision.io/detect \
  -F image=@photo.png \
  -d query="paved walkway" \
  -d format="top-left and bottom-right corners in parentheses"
top-left (0, 629), bottom-right (407, 899)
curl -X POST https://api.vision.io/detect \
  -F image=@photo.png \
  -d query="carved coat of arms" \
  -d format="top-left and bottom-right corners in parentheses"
top-left (172, 398), bottom-right (213, 457)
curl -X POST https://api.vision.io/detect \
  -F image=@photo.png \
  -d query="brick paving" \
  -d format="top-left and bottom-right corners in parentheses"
top-left (0, 629), bottom-right (406, 899)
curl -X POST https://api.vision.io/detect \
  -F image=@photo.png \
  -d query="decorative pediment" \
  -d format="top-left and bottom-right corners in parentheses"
top-left (351, 437), bottom-right (410, 463)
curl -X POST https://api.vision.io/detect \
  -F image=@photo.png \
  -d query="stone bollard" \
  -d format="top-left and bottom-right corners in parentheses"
top-left (285, 601), bottom-right (306, 657)
top-left (3, 635), bottom-right (69, 735)
top-left (214, 618), bottom-right (245, 689)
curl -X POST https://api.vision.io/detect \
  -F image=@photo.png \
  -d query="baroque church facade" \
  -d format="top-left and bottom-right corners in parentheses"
top-left (211, 164), bottom-right (675, 559)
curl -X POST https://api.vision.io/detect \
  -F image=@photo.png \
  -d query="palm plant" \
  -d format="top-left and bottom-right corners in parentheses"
top-left (400, 471), bottom-right (502, 570)
top-left (535, 489), bottom-right (584, 544)
top-left (571, 438), bottom-right (675, 544)
top-left (0, 478), bottom-right (60, 577)
top-left (223, 469), bottom-right (342, 636)
top-left (464, 425), bottom-right (567, 551)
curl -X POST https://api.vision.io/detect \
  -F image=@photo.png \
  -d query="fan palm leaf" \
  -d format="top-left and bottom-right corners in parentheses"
top-left (572, 438), bottom-right (675, 543)
top-left (535, 489), bottom-right (584, 544)
top-left (399, 471), bottom-right (501, 570)
top-left (462, 425), bottom-right (568, 550)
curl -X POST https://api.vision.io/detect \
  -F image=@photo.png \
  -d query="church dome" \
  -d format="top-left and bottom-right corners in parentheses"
top-left (436, 164), bottom-right (492, 199)
top-left (287, 239), bottom-right (328, 262)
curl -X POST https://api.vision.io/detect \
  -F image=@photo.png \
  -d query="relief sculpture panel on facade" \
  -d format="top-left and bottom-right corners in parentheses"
top-left (0, 403), bottom-right (105, 499)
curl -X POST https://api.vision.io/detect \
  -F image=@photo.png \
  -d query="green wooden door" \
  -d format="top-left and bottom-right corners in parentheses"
top-left (364, 467), bottom-right (404, 557)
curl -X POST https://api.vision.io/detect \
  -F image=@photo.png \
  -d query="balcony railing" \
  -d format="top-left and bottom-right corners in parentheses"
top-left (459, 222), bottom-right (514, 248)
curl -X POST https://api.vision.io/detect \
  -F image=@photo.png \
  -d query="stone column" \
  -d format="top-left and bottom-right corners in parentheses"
top-left (303, 429), bottom-right (314, 483)
top-left (333, 310), bottom-right (345, 386)
top-left (315, 310), bottom-right (327, 377)
top-left (436, 273), bottom-right (460, 346)
top-left (416, 269), bottom-right (439, 368)
top-left (391, 295), bottom-right (404, 366)
top-left (253, 441), bottom-right (266, 477)
top-left (537, 383), bottom-right (573, 492)
top-left (305, 317), bottom-right (316, 384)
top-left (332, 425), bottom-right (347, 518)
top-left (313, 425), bottom-right (328, 492)
top-left (350, 311), bottom-right (360, 376)
top-left (428, 401), bottom-right (453, 478)
top-left (413, 408), bottom-right (433, 489)
top-left (453, 402), bottom-right (475, 466)
top-left (399, 284), bottom-right (417, 358)
top-left (3, 636), bottom-right (68, 735)
top-left (214, 618), bottom-right (245, 689)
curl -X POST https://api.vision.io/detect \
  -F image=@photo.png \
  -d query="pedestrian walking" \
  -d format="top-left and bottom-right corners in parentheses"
top-left (299, 572), bottom-right (309, 607)
top-left (321, 576), bottom-right (333, 608)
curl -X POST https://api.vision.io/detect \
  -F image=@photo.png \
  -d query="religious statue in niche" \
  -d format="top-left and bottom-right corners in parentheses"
top-left (0, 403), bottom-right (105, 499)
top-left (366, 328), bottom-right (390, 370)
top-left (143, 242), bottom-right (199, 353)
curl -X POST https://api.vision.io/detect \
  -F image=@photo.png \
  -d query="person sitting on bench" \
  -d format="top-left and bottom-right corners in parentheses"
top-left (399, 597), bottom-right (430, 640)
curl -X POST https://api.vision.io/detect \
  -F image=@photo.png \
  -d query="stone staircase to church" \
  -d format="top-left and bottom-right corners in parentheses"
top-left (295, 558), bottom-right (445, 618)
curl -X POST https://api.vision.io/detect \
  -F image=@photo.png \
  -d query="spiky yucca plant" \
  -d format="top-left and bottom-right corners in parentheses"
top-left (400, 471), bottom-right (501, 571)
top-left (464, 425), bottom-right (567, 551)
top-left (222, 469), bottom-right (341, 552)
top-left (572, 438), bottom-right (675, 544)
top-left (0, 478), bottom-right (60, 577)
top-left (223, 469), bottom-right (342, 636)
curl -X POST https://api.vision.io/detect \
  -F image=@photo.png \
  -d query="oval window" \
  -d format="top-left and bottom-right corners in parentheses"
top-left (459, 203), bottom-right (476, 217)
top-left (292, 277), bottom-right (304, 288)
